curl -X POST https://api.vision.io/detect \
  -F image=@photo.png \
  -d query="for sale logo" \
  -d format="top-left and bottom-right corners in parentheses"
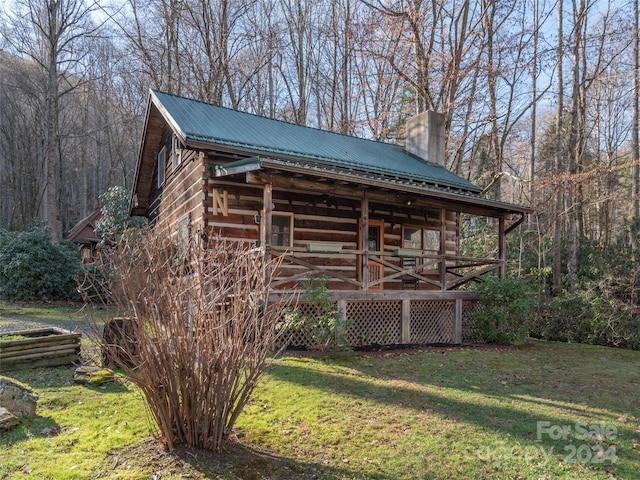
top-left (536, 421), bottom-right (618, 464)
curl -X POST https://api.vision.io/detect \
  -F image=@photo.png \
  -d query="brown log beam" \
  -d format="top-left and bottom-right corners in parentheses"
top-left (245, 170), bottom-right (518, 218)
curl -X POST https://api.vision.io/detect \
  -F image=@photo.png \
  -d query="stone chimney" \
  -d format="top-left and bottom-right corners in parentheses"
top-left (405, 110), bottom-right (445, 167)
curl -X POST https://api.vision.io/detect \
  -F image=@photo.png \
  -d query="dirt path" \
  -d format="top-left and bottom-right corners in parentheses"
top-left (0, 315), bottom-right (94, 335)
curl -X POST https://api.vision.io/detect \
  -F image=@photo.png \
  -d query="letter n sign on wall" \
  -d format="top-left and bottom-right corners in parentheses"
top-left (213, 189), bottom-right (229, 216)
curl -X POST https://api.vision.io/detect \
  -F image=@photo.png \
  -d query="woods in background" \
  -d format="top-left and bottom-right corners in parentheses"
top-left (1, 0), bottom-right (639, 297)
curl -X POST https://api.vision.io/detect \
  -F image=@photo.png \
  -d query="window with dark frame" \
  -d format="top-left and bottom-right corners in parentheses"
top-left (172, 135), bottom-right (182, 171)
top-left (271, 213), bottom-right (293, 247)
top-left (157, 146), bottom-right (166, 188)
top-left (402, 226), bottom-right (440, 252)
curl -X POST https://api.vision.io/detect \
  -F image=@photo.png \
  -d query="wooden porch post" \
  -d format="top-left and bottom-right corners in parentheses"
top-left (337, 299), bottom-right (347, 340)
top-left (361, 191), bottom-right (369, 291)
top-left (439, 207), bottom-right (447, 290)
top-left (498, 217), bottom-right (506, 279)
top-left (401, 298), bottom-right (411, 343)
top-left (263, 184), bottom-right (273, 280)
top-left (453, 298), bottom-right (462, 344)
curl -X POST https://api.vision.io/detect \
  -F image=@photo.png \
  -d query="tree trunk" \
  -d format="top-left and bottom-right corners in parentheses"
top-left (633, 0), bottom-right (640, 249)
top-left (529, 0), bottom-right (539, 230)
top-left (45, 1), bottom-right (62, 241)
top-left (553, 0), bottom-right (564, 291)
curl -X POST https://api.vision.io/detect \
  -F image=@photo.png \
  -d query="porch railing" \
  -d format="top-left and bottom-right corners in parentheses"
top-left (268, 247), bottom-right (502, 291)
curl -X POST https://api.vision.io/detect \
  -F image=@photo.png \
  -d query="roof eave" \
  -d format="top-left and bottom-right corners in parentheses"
top-left (192, 138), bottom-right (482, 194)
top-left (150, 90), bottom-right (187, 143)
top-left (214, 157), bottom-right (529, 216)
top-left (130, 91), bottom-right (155, 214)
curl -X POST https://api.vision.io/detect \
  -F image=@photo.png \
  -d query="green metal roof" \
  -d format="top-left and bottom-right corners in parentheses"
top-left (151, 90), bottom-right (482, 193)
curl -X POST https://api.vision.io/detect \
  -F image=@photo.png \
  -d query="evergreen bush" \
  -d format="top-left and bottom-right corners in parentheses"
top-left (0, 226), bottom-right (81, 301)
top-left (472, 276), bottom-right (536, 344)
top-left (532, 294), bottom-right (593, 343)
top-left (95, 186), bottom-right (146, 248)
top-left (534, 290), bottom-right (640, 350)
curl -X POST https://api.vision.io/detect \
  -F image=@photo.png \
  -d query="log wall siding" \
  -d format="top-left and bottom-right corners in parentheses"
top-left (149, 129), bottom-right (207, 236)
top-left (206, 179), bottom-right (262, 243)
top-left (204, 170), bottom-right (461, 290)
top-left (147, 125), bottom-right (171, 225)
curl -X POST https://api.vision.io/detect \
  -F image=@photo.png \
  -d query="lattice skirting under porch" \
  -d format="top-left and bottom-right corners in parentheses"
top-left (278, 297), bottom-right (483, 349)
top-left (461, 299), bottom-right (483, 343)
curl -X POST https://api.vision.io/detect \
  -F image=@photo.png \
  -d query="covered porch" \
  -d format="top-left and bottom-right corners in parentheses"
top-left (211, 156), bottom-right (528, 347)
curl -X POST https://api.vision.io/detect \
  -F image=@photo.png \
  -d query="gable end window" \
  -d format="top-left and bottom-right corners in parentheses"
top-left (172, 135), bottom-right (182, 171)
top-left (157, 146), bottom-right (166, 188)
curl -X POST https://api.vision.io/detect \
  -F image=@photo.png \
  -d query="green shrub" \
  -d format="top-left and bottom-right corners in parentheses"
top-left (286, 275), bottom-right (351, 351)
top-left (0, 226), bottom-right (81, 301)
top-left (535, 291), bottom-right (640, 350)
top-left (533, 293), bottom-right (593, 343)
top-left (95, 186), bottom-right (146, 248)
top-left (472, 276), bottom-right (536, 344)
top-left (590, 294), bottom-right (640, 349)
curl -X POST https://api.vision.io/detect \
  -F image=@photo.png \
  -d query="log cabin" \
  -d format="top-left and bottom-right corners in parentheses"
top-left (131, 90), bottom-right (529, 347)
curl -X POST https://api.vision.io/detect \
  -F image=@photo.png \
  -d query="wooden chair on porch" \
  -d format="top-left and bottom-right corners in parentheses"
top-left (401, 257), bottom-right (419, 290)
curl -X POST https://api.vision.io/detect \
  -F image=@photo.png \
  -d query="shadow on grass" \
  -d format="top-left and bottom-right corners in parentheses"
top-left (103, 435), bottom-right (373, 480)
top-left (268, 347), bottom-right (640, 478)
top-left (287, 341), bottom-right (640, 417)
top-left (0, 415), bottom-right (62, 445)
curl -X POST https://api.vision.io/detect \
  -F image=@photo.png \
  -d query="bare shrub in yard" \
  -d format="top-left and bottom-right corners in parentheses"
top-left (80, 228), bottom-right (291, 452)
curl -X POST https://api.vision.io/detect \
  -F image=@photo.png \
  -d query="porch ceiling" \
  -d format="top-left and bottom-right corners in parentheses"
top-left (212, 156), bottom-right (530, 218)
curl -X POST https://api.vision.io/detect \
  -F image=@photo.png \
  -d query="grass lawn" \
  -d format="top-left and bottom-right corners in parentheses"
top-left (0, 299), bottom-right (112, 334)
top-left (0, 307), bottom-right (638, 479)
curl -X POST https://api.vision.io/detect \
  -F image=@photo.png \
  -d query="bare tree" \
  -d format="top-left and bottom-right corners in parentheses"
top-left (529, 0), bottom-right (542, 226)
top-left (2, 0), bottom-right (99, 239)
top-left (633, 0), bottom-right (640, 233)
top-left (587, 24), bottom-right (633, 247)
top-left (0, 54), bottom-right (47, 230)
top-left (552, 0), bottom-right (564, 291)
top-left (236, 0), bottom-right (284, 117)
top-left (565, 0), bottom-right (586, 293)
top-left (277, 0), bottom-right (319, 124)
top-left (353, 5), bottom-right (406, 140)
top-left (117, 0), bottom-right (184, 94)
top-left (180, 0), bottom-right (253, 106)
top-left (365, 0), bottom-right (481, 124)
top-left (314, 0), bottom-right (357, 133)
top-left (477, 0), bottom-right (541, 202)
